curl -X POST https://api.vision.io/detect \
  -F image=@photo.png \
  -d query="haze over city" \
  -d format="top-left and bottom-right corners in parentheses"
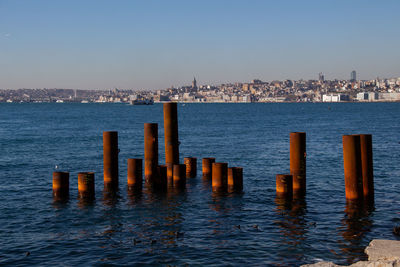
top-left (1, 0), bottom-right (399, 90)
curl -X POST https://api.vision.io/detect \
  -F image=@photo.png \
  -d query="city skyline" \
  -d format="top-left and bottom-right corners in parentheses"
top-left (1, 0), bottom-right (400, 90)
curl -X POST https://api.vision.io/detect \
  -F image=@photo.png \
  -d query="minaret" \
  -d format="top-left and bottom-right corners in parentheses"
top-left (192, 77), bottom-right (197, 89)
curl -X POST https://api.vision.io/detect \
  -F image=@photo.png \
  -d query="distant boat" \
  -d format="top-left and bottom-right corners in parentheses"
top-left (129, 99), bottom-right (154, 105)
top-left (81, 100), bottom-right (89, 103)
top-left (56, 100), bottom-right (64, 103)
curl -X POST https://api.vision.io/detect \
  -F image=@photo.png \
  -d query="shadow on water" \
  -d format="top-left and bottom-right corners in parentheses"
top-left (274, 197), bottom-right (308, 264)
top-left (336, 200), bottom-right (374, 265)
top-left (103, 189), bottom-right (121, 207)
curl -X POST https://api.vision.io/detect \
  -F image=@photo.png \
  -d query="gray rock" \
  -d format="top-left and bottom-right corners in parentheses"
top-left (301, 239), bottom-right (400, 267)
top-left (365, 239), bottom-right (400, 261)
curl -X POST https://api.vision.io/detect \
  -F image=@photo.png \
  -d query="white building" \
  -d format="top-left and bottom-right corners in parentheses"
top-left (322, 94), bottom-right (349, 102)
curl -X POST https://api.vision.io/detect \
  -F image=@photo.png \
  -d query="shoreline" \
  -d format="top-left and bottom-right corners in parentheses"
top-left (302, 239), bottom-right (400, 267)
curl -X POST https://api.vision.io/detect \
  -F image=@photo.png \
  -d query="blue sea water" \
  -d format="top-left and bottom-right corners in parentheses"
top-left (0, 102), bottom-right (400, 266)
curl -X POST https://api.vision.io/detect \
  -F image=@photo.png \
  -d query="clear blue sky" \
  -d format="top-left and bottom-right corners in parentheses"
top-left (1, 0), bottom-right (399, 90)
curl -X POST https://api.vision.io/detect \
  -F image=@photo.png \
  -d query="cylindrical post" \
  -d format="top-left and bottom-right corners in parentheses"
top-left (184, 157), bottom-right (197, 178)
top-left (78, 172), bottom-right (95, 200)
top-left (173, 164), bottom-right (186, 188)
top-left (342, 135), bottom-right (363, 201)
top-left (212, 162), bottom-right (228, 192)
top-left (359, 134), bottom-right (374, 202)
top-left (202, 157), bottom-right (215, 180)
top-left (290, 132), bottom-right (306, 197)
top-left (144, 123), bottom-right (158, 187)
top-left (163, 102), bottom-right (179, 165)
top-left (157, 165), bottom-right (168, 192)
top-left (228, 167), bottom-right (243, 193)
top-left (127, 158), bottom-right (142, 192)
top-left (103, 131), bottom-right (119, 191)
top-left (53, 171), bottom-right (69, 200)
top-left (276, 174), bottom-right (293, 198)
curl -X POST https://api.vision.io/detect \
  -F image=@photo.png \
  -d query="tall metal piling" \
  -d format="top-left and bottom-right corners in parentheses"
top-left (342, 135), bottom-right (363, 202)
top-left (202, 157), bottom-right (215, 180)
top-left (78, 172), bottom-right (95, 200)
top-left (290, 132), bottom-right (306, 197)
top-left (103, 131), bottom-right (119, 191)
top-left (212, 162), bottom-right (228, 193)
top-left (127, 158), bottom-right (142, 192)
top-left (144, 123), bottom-right (158, 187)
top-left (163, 102), bottom-right (179, 165)
top-left (184, 157), bottom-right (197, 178)
top-left (359, 134), bottom-right (374, 203)
top-left (228, 167), bottom-right (243, 193)
top-left (53, 171), bottom-right (69, 201)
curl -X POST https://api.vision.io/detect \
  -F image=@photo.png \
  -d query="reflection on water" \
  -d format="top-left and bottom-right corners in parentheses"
top-left (103, 190), bottom-right (120, 207)
top-left (274, 197), bottom-right (308, 264)
top-left (337, 201), bottom-right (374, 265)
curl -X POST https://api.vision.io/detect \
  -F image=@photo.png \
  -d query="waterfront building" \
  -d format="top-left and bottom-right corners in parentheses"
top-left (322, 94), bottom-right (350, 102)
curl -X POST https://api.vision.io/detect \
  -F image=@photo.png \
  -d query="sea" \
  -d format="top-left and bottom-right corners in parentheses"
top-left (0, 102), bottom-right (399, 266)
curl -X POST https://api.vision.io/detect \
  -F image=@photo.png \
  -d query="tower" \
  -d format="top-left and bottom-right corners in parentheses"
top-left (192, 77), bottom-right (197, 89)
top-left (318, 72), bottom-right (325, 82)
top-left (350, 70), bottom-right (356, 82)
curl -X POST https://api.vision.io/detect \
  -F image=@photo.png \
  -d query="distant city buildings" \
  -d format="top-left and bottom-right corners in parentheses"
top-left (1, 75), bottom-right (400, 103)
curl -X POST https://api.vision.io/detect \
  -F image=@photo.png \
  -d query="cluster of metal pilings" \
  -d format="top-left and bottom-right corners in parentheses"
top-left (52, 102), bottom-right (243, 203)
top-left (275, 132), bottom-right (374, 206)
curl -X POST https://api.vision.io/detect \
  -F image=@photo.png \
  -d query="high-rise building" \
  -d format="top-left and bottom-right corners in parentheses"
top-left (318, 72), bottom-right (325, 82)
top-left (350, 70), bottom-right (356, 82)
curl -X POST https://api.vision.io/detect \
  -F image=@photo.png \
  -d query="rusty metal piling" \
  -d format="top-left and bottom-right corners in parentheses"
top-left (212, 162), bottom-right (228, 192)
top-left (103, 131), bottom-right (119, 191)
top-left (127, 158), bottom-right (142, 192)
top-left (342, 135), bottom-right (363, 202)
top-left (53, 171), bottom-right (69, 201)
top-left (202, 157), bottom-right (215, 180)
top-left (359, 134), bottom-right (374, 203)
top-left (184, 157), bottom-right (197, 178)
top-left (144, 123), bottom-right (158, 187)
top-left (78, 172), bottom-right (95, 200)
top-left (290, 132), bottom-right (306, 197)
top-left (276, 174), bottom-right (293, 199)
top-left (173, 164), bottom-right (186, 189)
top-left (228, 167), bottom-right (243, 193)
top-left (163, 102), bottom-right (179, 165)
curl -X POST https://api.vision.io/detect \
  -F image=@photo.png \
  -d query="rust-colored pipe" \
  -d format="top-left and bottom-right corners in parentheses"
top-left (173, 164), bottom-right (186, 188)
top-left (144, 123), bottom-right (158, 187)
top-left (359, 134), bottom-right (374, 202)
top-left (276, 174), bottom-right (293, 198)
top-left (127, 158), bottom-right (142, 192)
top-left (212, 162), bottom-right (228, 192)
top-left (228, 167), bottom-right (243, 193)
top-left (184, 157), bottom-right (197, 178)
top-left (342, 135), bottom-right (363, 201)
top-left (103, 131), bottom-right (119, 191)
top-left (78, 172), bottom-right (95, 199)
top-left (163, 102), bottom-right (179, 165)
top-left (290, 132), bottom-right (306, 197)
top-left (53, 171), bottom-right (69, 200)
top-left (202, 157), bottom-right (215, 180)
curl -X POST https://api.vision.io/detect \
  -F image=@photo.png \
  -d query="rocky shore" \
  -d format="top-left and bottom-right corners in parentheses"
top-left (302, 240), bottom-right (400, 267)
